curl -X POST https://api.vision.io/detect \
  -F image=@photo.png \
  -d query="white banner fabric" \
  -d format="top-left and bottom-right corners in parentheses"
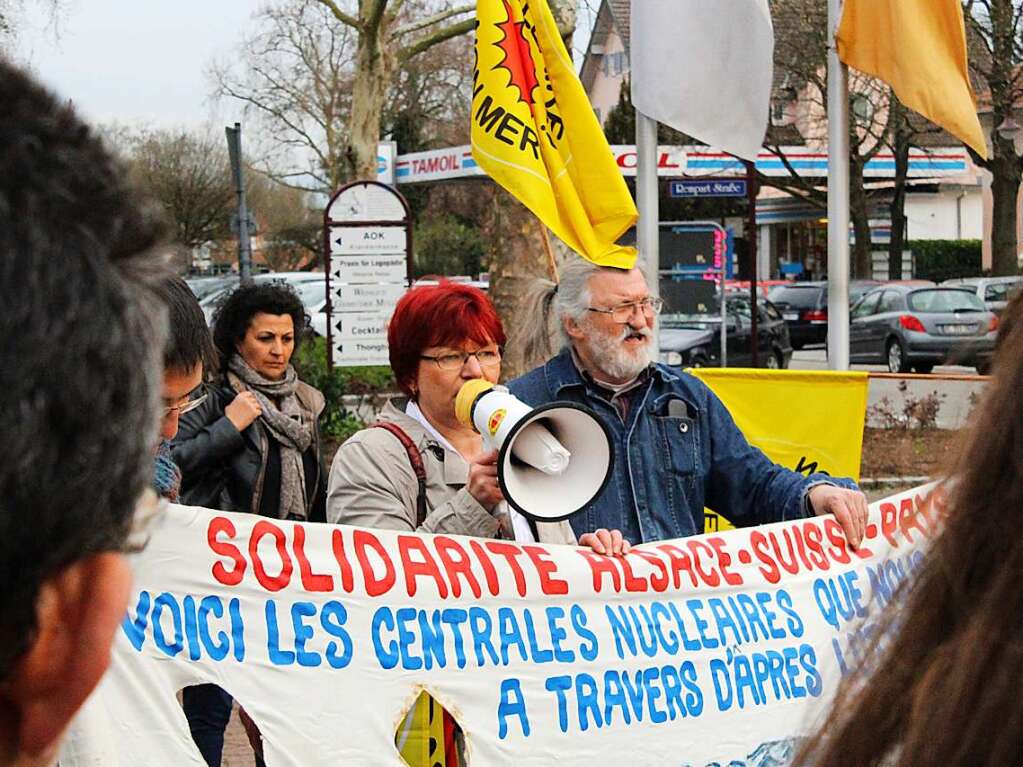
top-left (63, 484), bottom-right (943, 766)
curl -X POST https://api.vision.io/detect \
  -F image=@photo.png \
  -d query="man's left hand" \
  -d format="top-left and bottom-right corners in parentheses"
top-left (808, 485), bottom-right (869, 548)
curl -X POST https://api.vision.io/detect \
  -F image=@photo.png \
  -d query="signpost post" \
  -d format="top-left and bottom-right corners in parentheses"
top-left (323, 181), bottom-right (411, 368)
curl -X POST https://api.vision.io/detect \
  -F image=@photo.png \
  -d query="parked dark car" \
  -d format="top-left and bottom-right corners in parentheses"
top-left (766, 282), bottom-right (828, 349)
top-left (659, 294), bottom-right (793, 369)
top-left (849, 285), bottom-right (998, 374)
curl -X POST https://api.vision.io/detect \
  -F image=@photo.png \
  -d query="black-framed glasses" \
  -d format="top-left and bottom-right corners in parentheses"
top-left (420, 348), bottom-right (502, 371)
top-left (587, 297), bottom-right (664, 323)
top-left (162, 392), bottom-right (208, 418)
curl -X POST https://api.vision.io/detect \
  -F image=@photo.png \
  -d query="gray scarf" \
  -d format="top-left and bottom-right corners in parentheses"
top-left (229, 354), bottom-right (313, 520)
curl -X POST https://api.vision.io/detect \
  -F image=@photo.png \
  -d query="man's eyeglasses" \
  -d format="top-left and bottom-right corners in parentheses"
top-left (162, 392), bottom-right (208, 418)
top-left (420, 349), bottom-right (502, 371)
top-left (587, 297), bottom-right (664, 323)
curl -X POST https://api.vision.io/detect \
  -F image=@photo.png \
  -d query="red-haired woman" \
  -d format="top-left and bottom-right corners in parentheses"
top-left (326, 282), bottom-right (626, 553)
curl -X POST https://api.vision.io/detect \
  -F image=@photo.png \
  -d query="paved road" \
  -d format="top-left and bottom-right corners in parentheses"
top-left (788, 346), bottom-right (987, 430)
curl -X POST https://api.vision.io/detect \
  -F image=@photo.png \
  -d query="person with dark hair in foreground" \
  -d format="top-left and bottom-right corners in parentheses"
top-left (171, 281), bottom-right (325, 767)
top-left (0, 60), bottom-right (165, 767)
top-left (151, 275), bottom-right (216, 500)
top-left (793, 298), bottom-right (1023, 767)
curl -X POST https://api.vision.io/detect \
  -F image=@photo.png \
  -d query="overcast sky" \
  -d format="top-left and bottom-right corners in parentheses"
top-left (10, 1), bottom-right (598, 134)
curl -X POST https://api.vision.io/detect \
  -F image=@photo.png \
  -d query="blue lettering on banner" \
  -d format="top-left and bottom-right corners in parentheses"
top-left (497, 678), bottom-right (531, 738)
top-left (152, 592), bottom-right (184, 657)
top-left (198, 596), bottom-right (230, 661)
top-left (320, 601), bottom-right (353, 669)
top-left (266, 601), bottom-right (296, 666)
top-left (292, 602), bottom-right (320, 667)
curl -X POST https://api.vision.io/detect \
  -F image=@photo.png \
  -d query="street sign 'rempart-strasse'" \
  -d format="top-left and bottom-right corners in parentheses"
top-left (669, 179), bottom-right (748, 198)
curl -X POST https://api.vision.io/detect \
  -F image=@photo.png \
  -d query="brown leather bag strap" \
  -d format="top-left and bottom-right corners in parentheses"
top-left (372, 422), bottom-right (428, 527)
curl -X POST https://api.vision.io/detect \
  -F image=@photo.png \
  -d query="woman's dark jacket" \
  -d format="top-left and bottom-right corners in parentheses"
top-left (171, 372), bottom-right (327, 522)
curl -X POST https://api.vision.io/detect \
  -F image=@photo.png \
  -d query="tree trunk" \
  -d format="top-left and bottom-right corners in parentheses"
top-left (347, 25), bottom-right (396, 181)
top-left (989, 154), bottom-right (1021, 276)
top-left (849, 158), bottom-right (873, 278)
top-left (887, 127), bottom-right (910, 281)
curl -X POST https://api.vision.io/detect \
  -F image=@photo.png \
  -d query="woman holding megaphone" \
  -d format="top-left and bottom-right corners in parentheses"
top-left (326, 281), bottom-right (626, 555)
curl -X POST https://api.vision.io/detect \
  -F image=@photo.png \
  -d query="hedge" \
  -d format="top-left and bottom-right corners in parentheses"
top-left (908, 239), bottom-right (982, 283)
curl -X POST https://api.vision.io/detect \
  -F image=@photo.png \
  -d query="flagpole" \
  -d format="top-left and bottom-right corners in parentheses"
top-left (827, 0), bottom-right (851, 370)
top-left (636, 109), bottom-right (660, 359)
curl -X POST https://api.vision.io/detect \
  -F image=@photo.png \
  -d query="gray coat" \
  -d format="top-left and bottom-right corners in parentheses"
top-left (326, 400), bottom-right (576, 544)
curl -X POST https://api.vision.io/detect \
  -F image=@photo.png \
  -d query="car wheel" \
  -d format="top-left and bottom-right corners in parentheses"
top-left (689, 352), bottom-right (708, 368)
top-left (886, 338), bottom-right (910, 373)
top-left (765, 350), bottom-right (783, 369)
top-left (912, 363), bottom-right (934, 374)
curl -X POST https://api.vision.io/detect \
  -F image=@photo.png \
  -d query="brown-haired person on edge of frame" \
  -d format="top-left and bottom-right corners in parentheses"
top-left (0, 60), bottom-right (167, 767)
top-left (792, 297), bottom-right (1023, 766)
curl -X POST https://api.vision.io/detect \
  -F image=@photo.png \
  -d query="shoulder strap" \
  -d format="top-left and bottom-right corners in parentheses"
top-left (372, 422), bottom-right (428, 528)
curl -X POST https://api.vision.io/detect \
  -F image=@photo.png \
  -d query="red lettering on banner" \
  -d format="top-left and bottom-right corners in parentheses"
top-left (708, 536), bottom-right (743, 586)
top-left (484, 541), bottom-right (528, 596)
top-left (330, 529), bottom-right (355, 593)
top-left (801, 522), bottom-right (830, 570)
top-left (657, 151), bottom-right (681, 169)
top-left (750, 532), bottom-right (781, 584)
top-left (208, 517), bottom-right (246, 586)
top-left (657, 543), bottom-right (698, 589)
top-left (468, 539), bottom-right (500, 596)
top-left (293, 524), bottom-right (333, 592)
top-left (434, 537), bottom-right (482, 599)
top-left (616, 151), bottom-right (637, 169)
top-left (576, 549), bottom-right (622, 593)
top-left (617, 554), bottom-right (649, 593)
top-left (522, 546), bottom-right (568, 595)
top-left (249, 521), bottom-right (293, 592)
top-left (899, 498), bottom-right (928, 544)
top-left (627, 550), bottom-right (670, 592)
top-left (823, 519), bottom-right (852, 564)
top-left (880, 502), bottom-right (899, 547)
top-left (686, 540), bottom-right (721, 587)
top-left (353, 529), bottom-right (395, 597)
top-left (397, 535), bottom-right (449, 598)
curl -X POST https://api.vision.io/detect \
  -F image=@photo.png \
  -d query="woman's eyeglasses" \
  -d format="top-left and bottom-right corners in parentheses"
top-left (420, 349), bottom-right (502, 371)
top-left (162, 392), bottom-right (208, 418)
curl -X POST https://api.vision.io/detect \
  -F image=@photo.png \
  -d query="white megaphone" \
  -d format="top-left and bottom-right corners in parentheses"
top-left (455, 380), bottom-right (614, 523)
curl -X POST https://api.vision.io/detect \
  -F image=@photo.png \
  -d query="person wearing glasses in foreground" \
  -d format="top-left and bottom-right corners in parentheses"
top-left (327, 281), bottom-right (627, 555)
top-left (510, 258), bottom-right (869, 547)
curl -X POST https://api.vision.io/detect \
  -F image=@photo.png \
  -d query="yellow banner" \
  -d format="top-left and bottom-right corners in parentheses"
top-left (472, 0), bottom-right (637, 268)
top-left (397, 692), bottom-right (455, 767)
top-left (691, 369), bottom-right (869, 532)
top-left (837, 0), bottom-right (987, 159)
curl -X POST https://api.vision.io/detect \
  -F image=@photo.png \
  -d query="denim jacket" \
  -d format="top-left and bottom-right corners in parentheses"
top-left (508, 349), bottom-right (856, 544)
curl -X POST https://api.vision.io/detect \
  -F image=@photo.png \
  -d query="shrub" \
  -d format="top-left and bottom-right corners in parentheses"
top-left (292, 334), bottom-right (396, 442)
top-left (908, 239), bottom-right (982, 282)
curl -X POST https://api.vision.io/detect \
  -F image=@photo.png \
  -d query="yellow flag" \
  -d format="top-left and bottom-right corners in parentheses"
top-left (472, 0), bottom-right (637, 268)
top-left (837, 0), bottom-right (987, 159)
top-left (690, 369), bottom-right (869, 532)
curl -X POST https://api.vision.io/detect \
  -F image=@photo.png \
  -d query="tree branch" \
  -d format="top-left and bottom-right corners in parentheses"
top-left (313, 0), bottom-right (360, 29)
top-left (395, 4), bottom-right (474, 39)
top-left (400, 17), bottom-right (475, 62)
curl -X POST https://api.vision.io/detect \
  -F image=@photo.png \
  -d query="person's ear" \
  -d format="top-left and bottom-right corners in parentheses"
top-left (2, 553), bottom-right (131, 759)
top-left (564, 315), bottom-right (585, 341)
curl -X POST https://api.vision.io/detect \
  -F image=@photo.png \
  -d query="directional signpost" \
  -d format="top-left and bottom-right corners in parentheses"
top-left (323, 181), bottom-right (411, 367)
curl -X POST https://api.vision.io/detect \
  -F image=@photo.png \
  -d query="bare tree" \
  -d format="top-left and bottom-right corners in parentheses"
top-left (121, 129), bottom-right (234, 255)
top-left (963, 0), bottom-right (1023, 276)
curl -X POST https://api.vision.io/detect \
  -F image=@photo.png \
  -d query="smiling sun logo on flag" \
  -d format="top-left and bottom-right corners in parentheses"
top-left (493, 0), bottom-right (539, 109)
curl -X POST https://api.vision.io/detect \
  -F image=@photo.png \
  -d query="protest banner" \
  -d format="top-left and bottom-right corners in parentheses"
top-left (691, 370), bottom-right (870, 533)
top-left (63, 483), bottom-right (941, 766)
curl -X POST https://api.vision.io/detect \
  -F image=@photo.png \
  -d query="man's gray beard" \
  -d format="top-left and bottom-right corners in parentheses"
top-left (581, 320), bottom-right (652, 381)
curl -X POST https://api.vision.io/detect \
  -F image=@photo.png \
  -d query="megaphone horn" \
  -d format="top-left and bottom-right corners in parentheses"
top-left (455, 380), bottom-right (615, 523)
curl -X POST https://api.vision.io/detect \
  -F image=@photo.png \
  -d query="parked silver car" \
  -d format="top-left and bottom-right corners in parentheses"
top-left (941, 276), bottom-right (1023, 316)
top-left (195, 272), bottom-right (326, 328)
top-left (849, 285), bottom-right (998, 374)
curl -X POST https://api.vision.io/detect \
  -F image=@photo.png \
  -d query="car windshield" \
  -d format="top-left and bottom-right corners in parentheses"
top-left (985, 280), bottom-right (1022, 301)
top-left (907, 289), bottom-right (985, 313)
top-left (188, 277), bottom-right (233, 302)
top-left (766, 285), bottom-right (823, 307)
top-left (288, 279), bottom-right (325, 308)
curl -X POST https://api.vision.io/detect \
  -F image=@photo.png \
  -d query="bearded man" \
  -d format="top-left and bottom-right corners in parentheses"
top-left (509, 258), bottom-right (868, 547)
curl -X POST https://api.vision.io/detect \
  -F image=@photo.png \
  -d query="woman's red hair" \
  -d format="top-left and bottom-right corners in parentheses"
top-left (388, 281), bottom-right (505, 396)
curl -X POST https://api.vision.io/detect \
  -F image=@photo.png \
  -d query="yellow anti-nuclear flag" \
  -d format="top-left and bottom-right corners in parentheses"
top-left (690, 369), bottom-right (869, 533)
top-left (472, 0), bottom-right (637, 268)
top-left (837, 0), bottom-right (987, 159)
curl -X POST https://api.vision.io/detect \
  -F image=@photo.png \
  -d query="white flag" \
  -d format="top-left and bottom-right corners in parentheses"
top-left (630, 0), bottom-right (774, 162)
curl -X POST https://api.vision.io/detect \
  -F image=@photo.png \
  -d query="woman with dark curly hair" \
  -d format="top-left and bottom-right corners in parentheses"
top-left (170, 280), bottom-right (325, 767)
top-left (172, 281), bottom-right (326, 523)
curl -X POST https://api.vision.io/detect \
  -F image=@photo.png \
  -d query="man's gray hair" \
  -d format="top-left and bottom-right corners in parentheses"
top-left (514, 257), bottom-right (619, 363)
